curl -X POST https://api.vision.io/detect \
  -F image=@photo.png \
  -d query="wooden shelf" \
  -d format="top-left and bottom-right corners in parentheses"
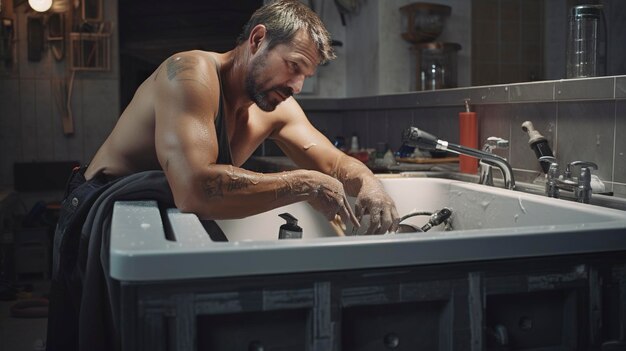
top-left (69, 31), bottom-right (111, 71)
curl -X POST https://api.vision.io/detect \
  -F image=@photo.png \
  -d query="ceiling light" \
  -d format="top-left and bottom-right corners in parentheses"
top-left (28, 0), bottom-right (53, 12)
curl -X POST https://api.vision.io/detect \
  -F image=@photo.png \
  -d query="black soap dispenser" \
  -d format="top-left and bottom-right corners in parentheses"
top-left (278, 213), bottom-right (303, 239)
top-left (521, 121), bottom-right (554, 174)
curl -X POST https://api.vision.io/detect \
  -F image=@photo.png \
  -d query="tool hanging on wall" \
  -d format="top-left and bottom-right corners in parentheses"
top-left (53, 73), bottom-right (75, 135)
top-left (47, 12), bottom-right (64, 61)
top-left (0, 18), bottom-right (14, 65)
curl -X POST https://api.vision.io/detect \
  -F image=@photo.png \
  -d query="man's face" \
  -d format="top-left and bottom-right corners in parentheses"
top-left (245, 30), bottom-right (319, 112)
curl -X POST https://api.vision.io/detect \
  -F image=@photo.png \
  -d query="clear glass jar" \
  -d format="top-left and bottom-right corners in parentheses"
top-left (413, 42), bottom-right (461, 90)
top-left (566, 4), bottom-right (605, 78)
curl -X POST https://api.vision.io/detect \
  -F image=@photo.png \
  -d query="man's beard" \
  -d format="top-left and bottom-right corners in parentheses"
top-left (245, 52), bottom-right (293, 112)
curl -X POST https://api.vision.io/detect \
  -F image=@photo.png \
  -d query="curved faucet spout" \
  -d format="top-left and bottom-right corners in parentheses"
top-left (402, 126), bottom-right (516, 190)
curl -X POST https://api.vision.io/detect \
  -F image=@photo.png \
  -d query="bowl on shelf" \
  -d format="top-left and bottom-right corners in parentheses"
top-left (400, 2), bottom-right (452, 43)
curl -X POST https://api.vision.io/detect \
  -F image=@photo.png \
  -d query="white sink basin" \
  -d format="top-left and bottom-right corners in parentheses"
top-left (110, 177), bottom-right (626, 281)
top-left (216, 177), bottom-right (625, 240)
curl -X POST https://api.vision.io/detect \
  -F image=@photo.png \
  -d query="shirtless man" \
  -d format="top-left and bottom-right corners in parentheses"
top-left (48, 4), bottom-right (399, 348)
top-left (85, 0), bottom-right (399, 234)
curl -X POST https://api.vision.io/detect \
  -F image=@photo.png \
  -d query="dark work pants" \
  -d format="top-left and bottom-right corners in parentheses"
top-left (46, 167), bottom-right (115, 351)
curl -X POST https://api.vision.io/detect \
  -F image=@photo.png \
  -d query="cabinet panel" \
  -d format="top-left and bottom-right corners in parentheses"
top-left (342, 300), bottom-right (449, 351)
top-left (486, 290), bottom-right (579, 350)
top-left (197, 309), bottom-right (309, 351)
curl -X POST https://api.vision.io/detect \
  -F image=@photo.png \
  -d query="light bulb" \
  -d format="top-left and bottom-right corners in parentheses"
top-left (28, 0), bottom-right (53, 12)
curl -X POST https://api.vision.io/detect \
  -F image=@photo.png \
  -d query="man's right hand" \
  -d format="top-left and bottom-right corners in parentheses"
top-left (303, 171), bottom-right (360, 229)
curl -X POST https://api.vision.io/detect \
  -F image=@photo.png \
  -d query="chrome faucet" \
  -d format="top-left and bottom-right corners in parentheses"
top-left (479, 137), bottom-right (510, 186)
top-left (402, 127), bottom-right (515, 190)
top-left (539, 156), bottom-right (598, 203)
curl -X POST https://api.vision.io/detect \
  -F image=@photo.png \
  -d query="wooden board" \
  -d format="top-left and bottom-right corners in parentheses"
top-left (397, 157), bottom-right (459, 164)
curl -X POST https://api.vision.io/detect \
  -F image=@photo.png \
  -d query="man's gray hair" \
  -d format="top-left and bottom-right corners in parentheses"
top-left (237, 0), bottom-right (336, 64)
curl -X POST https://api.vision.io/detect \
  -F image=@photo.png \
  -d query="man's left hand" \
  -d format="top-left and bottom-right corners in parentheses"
top-left (354, 180), bottom-right (399, 234)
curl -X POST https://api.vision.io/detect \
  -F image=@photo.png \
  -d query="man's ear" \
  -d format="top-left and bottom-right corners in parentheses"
top-left (249, 24), bottom-right (267, 55)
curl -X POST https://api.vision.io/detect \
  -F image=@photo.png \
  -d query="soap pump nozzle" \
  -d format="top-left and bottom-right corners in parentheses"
top-left (278, 213), bottom-right (303, 239)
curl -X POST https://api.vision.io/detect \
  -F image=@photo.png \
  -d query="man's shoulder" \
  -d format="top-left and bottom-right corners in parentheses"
top-left (155, 51), bottom-right (221, 95)
top-left (160, 50), bottom-right (217, 80)
top-left (152, 50), bottom-right (221, 115)
top-left (167, 50), bottom-right (216, 62)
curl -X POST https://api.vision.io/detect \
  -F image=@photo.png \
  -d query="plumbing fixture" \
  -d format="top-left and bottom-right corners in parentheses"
top-left (479, 137), bottom-right (509, 186)
top-left (420, 207), bottom-right (452, 231)
top-left (539, 156), bottom-right (598, 204)
top-left (402, 127), bottom-right (515, 189)
top-left (396, 207), bottom-right (453, 233)
top-left (482, 136), bottom-right (509, 154)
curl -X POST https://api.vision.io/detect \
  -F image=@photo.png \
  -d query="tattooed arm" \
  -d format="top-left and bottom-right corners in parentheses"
top-left (175, 164), bottom-right (354, 221)
top-left (270, 98), bottom-right (399, 234)
top-left (153, 52), bottom-right (356, 222)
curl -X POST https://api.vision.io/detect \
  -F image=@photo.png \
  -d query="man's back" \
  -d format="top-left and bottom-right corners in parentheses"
top-left (86, 51), bottom-right (228, 180)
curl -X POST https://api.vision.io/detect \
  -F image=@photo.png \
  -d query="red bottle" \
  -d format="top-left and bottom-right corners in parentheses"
top-left (459, 100), bottom-right (478, 174)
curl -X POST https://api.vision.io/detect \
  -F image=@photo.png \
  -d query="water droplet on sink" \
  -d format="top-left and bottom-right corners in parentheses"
top-left (518, 197), bottom-right (527, 214)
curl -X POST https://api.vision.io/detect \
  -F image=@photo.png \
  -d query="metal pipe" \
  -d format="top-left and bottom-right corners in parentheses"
top-left (402, 126), bottom-right (516, 190)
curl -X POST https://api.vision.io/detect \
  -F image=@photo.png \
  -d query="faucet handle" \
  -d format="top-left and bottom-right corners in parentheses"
top-left (575, 166), bottom-right (594, 203)
top-left (486, 136), bottom-right (509, 147)
top-left (539, 157), bottom-right (560, 198)
top-left (565, 160), bottom-right (598, 179)
top-left (539, 156), bottom-right (559, 181)
top-left (539, 156), bottom-right (557, 165)
top-left (539, 156), bottom-right (560, 198)
top-left (567, 160), bottom-right (598, 170)
top-left (483, 136), bottom-right (509, 152)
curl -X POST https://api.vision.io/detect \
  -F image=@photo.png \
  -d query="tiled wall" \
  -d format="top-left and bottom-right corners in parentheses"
top-left (471, 0), bottom-right (626, 84)
top-left (297, 76), bottom-right (626, 198)
top-left (471, 0), bottom-right (545, 85)
top-left (301, 0), bottom-right (472, 98)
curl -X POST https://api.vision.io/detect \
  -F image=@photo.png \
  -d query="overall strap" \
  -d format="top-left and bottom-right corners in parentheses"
top-left (212, 59), bottom-right (233, 165)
